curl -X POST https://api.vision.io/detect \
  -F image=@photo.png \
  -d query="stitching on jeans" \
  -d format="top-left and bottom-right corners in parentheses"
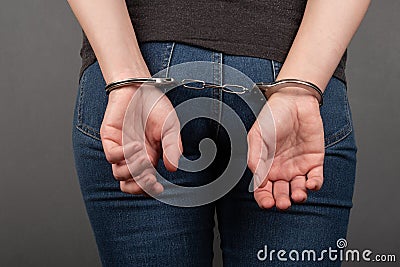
top-left (161, 43), bottom-right (171, 70)
top-left (212, 52), bottom-right (223, 139)
top-left (77, 72), bottom-right (87, 125)
top-left (324, 125), bottom-right (352, 148)
top-left (75, 63), bottom-right (103, 142)
top-left (343, 91), bottom-right (352, 127)
top-left (76, 124), bottom-right (102, 141)
top-left (271, 60), bottom-right (277, 80)
top-left (274, 61), bottom-right (282, 79)
top-left (217, 52), bottom-right (223, 123)
top-left (165, 42), bottom-right (175, 77)
top-left (324, 112), bottom-right (352, 147)
top-left (219, 52), bottom-right (223, 86)
top-left (165, 42), bottom-right (180, 105)
top-left (159, 42), bottom-right (174, 77)
top-left (210, 51), bottom-right (218, 131)
top-left (324, 84), bottom-right (353, 148)
top-left (271, 60), bottom-right (283, 80)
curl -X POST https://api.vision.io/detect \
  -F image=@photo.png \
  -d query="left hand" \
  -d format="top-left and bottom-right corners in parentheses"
top-left (248, 88), bottom-right (325, 210)
top-left (101, 85), bottom-right (182, 196)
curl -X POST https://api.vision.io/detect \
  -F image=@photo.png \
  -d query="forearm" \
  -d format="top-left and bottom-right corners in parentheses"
top-left (67, 0), bottom-right (150, 83)
top-left (277, 0), bottom-right (371, 92)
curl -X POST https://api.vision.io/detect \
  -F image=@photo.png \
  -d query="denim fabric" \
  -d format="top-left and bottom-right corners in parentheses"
top-left (72, 42), bottom-right (357, 266)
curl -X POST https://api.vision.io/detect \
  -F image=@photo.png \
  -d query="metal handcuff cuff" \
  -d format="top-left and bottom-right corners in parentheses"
top-left (105, 77), bottom-right (323, 106)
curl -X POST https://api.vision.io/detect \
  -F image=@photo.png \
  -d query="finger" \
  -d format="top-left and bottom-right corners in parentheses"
top-left (135, 172), bottom-right (156, 189)
top-left (247, 127), bottom-right (270, 191)
top-left (130, 167), bottom-right (164, 194)
top-left (161, 109), bottom-right (182, 172)
top-left (254, 180), bottom-right (275, 209)
top-left (273, 180), bottom-right (291, 210)
top-left (102, 138), bottom-right (143, 164)
top-left (123, 141), bottom-right (145, 159)
top-left (120, 179), bottom-right (145, 195)
top-left (247, 126), bottom-right (262, 174)
top-left (306, 165), bottom-right (324, 191)
top-left (120, 174), bottom-right (164, 195)
top-left (135, 173), bottom-right (164, 195)
top-left (125, 151), bottom-right (155, 178)
top-left (112, 162), bottom-right (132, 181)
top-left (102, 140), bottom-right (125, 164)
top-left (149, 182), bottom-right (164, 195)
top-left (290, 175), bottom-right (307, 203)
top-left (100, 120), bottom-right (125, 164)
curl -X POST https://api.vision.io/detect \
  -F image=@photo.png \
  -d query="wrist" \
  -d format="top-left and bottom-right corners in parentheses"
top-left (268, 88), bottom-right (321, 115)
top-left (259, 78), bottom-right (323, 107)
top-left (269, 86), bottom-right (320, 106)
top-left (273, 72), bottom-right (326, 107)
top-left (108, 84), bottom-right (140, 102)
top-left (102, 54), bottom-right (151, 84)
top-left (107, 69), bottom-right (151, 85)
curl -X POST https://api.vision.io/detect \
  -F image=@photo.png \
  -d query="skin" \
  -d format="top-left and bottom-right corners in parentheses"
top-left (249, 0), bottom-right (370, 210)
top-left (101, 86), bottom-right (182, 195)
top-left (67, 0), bottom-right (370, 209)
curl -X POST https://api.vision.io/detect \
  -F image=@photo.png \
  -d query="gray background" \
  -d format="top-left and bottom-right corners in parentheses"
top-left (0, 0), bottom-right (398, 266)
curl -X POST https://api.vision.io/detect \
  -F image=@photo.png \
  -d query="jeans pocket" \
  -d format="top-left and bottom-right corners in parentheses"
top-left (74, 42), bottom-right (176, 142)
top-left (75, 61), bottom-right (107, 141)
top-left (320, 78), bottom-right (353, 148)
top-left (271, 60), bottom-right (353, 148)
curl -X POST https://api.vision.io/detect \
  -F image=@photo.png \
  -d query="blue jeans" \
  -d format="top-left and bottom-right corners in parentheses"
top-left (72, 42), bottom-right (357, 266)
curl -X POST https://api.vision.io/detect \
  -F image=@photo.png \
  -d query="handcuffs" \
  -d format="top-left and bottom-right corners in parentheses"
top-left (105, 77), bottom-right (323, 106)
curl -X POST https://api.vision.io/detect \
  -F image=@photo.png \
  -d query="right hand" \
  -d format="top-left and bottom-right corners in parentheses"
top-left (248, 88), bottom-right (325, 210)
top-left (100, 85), bottom-right (182, 195)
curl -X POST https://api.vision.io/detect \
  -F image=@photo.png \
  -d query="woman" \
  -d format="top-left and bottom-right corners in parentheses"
top-left (68, 0), bottom-right (370, 266)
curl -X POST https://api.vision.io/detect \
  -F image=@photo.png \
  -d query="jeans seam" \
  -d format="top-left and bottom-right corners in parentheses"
top-left (212, 52), bottom-right (223, 139)
top-left (165, 42), bottom-right (175, 77)
top-left (271, 59), bottom-right (277, 80)
top-left (218, 52), bottom-right (223, 138)
top-left (271, 60), bottom-right (283, 81)
top-left (344, 92), bottom-right (352, 128)
top-left (76, 124), bottom-right (102, 141)
top-left (77, 72), bottom-right (87, 126)
top-left (210, 52), bottom-right (216, 130)
top-left (218, 52), bottom-right (223, 124)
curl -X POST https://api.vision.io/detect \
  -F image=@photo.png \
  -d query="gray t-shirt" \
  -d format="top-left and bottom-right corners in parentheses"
top-left (79, 0), bottom-right (346, 83)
